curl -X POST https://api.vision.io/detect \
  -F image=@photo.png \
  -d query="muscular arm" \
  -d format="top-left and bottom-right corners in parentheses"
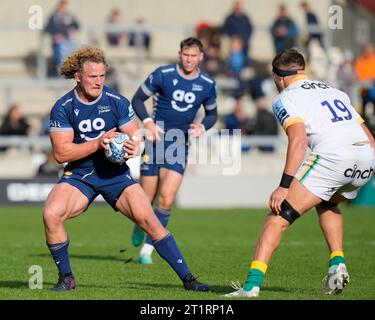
top-left (283, 122), bottom-right (308, 176)
top-left (190, 107), bottom-right (218, 138)
top-left (50, 131), bottom-right (100, 164)
top-left (269, 122), bottom-right (307, 214)
top-left (201, 107), bottom-right (218, 131)
top-left (50, 128), bottom-right (119, 164)
top-left (132, 86), bottom-right (165, 141)
top-left (120, 118), bottom-right (140, 138)
top-left (131, 87), bottom-right (151, 121)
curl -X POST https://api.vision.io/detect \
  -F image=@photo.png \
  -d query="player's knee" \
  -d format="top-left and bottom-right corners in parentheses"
top-left (157, 193), bottom-right (175, 209)
top-left (43, 205), bottom-right (66, 225)
top-left (135, 215), bottom-right (164, 235)
top-left (133, 213), bottom-right (152, 229)
top-left (279, 200), bottom-right (301, 225)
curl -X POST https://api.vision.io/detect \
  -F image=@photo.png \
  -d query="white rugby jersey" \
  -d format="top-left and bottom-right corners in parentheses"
top-left (272, 77), bottom-right (368, 159)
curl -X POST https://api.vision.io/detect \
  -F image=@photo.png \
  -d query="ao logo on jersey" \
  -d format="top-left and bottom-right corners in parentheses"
top-left (171, 90), bottom-right (196, 112)
top-left (79, 118), bottom-right (106, 140)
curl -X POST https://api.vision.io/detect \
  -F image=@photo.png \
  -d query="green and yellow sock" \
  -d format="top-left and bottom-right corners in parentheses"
top-left (329, 251), bottom-right (346, 267)
top-left (243, 261), bottom-right (268, 291)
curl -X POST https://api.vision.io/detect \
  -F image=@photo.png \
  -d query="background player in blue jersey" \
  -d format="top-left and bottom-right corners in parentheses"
top-left (44, 46), bottom-right (211, 292)
top-left (130, 37), bottom-right (218, 264)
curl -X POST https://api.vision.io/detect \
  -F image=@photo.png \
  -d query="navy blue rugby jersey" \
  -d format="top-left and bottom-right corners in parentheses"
top-left (141, 64), bottom-right (217, 133)
top-left (49, 86), bottom-right (135, 171)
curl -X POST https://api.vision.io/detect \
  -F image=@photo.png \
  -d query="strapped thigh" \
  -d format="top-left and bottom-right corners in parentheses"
top-left (279, 200), bottom-right (301, 224)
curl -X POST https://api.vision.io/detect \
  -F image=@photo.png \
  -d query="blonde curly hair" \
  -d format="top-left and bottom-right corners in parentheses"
top-left (60, 46), bottom-right (107, 78)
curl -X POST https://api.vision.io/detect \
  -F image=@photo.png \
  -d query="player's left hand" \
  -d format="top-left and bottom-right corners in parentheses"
top-left (100, 128), bottom-right (119, 150)
top-left (123, 139), bottom-right (140, 159)
top-left (269, 186), bottom-right (289, 214)
top-left (189, 123), bottom-right (205, 138)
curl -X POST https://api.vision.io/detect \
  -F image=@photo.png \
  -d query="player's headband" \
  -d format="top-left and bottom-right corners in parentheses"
top-left (272, 66), bottom-right (304, 77)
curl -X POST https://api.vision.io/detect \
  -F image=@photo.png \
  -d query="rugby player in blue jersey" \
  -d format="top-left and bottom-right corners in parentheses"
top-left (130, 37), bottom-right (218, 264)
top-left (44, 46), bottom-right (211, 292)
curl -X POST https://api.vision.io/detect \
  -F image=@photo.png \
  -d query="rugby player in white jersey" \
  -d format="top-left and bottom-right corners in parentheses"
top-left (225, 49), bottom-right (375, 298)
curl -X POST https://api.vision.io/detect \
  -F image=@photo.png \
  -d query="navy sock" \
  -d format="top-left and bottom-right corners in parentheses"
top-left (153, 233), bottom-right (190, 280)
top-left (145, 207), bottom-right (171, 245)
top-left (47, 239), bottom-right (72, 276)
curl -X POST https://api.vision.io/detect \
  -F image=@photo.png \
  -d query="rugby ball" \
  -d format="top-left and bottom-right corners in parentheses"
top-left (104, 133), bottom-right (129, 164)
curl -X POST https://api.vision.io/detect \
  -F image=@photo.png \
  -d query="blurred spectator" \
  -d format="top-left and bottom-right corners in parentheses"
top-left (197, 23), bottom-right (225, 77)
top-left (225, 35), bottom-right (248, 100)
top-left (355, 43), bottom-right (375, 136)
top-left (270, 5), bottom-right (299, 54)
top-left (105, 65), bottom-right (121, 93)
top-left (234, 73), bottom-right (270, 104)
top-left (40, 113), bottom-right (51, 136)
top-left (37, 152), bottom-right (63, 177)
top-left (0, 104), bottom-right (30, 136)
top-left (0, 104), bottom-right (31, 152)
top-left (128, 17), bottom-right (152, 52)
top-left (106, 8), bottom-right (125, 46)
top-left (336, 50), bottom-right (357, 102)
top-left (227, 35), bottom-right (246, 77)
top-left (355, 43), bottom-right (375, 83)
top-left (201, 45), bottom-right (226, 77)
top-left (222, 99), bottom-right (254, 153)
top-left (222, 99), bottom-right (253, 136)
top-left (44, 0), bottom-right (80, 77)
top-left (196, 22), bottom-right (222, 51)
top-left (196, 21), bottom-right (213, 42)
top-left (222, 1), bottom-right (253, 60)
top-left (252, 100), bottom-right (278, 152)
top-left (247, 76), bottom-right (269, 101)
top-left (300, 2), bottom-right (324, 62)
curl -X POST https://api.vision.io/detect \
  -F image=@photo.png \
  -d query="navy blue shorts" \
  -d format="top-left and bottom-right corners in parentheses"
top-left (140, 138), bottom-right (189, 176)
top-left (57, 167), bottom-right (137, 210)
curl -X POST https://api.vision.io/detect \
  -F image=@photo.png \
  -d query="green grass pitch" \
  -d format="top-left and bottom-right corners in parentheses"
top-left (0, 205), bottom-right (374, 300)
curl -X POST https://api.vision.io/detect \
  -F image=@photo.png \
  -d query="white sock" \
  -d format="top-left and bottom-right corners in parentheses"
top-left (140, 243), bottom-right (154, 256)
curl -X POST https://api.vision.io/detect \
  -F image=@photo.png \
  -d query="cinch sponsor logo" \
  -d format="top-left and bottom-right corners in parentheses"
top-left (301, 82), bottom-right (330, 90)
top-left (344, 165), bottom-right (374, 179)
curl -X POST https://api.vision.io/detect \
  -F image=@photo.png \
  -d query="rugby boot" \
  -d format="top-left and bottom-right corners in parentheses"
top-left (52, 273), bottom-right (76, 292)
top-left (183, 273), bottom-right (212, 292)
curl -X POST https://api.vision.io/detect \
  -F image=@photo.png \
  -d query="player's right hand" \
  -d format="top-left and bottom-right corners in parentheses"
top-left (144, 121), bottom-right (164, 141)
top-left (98, 128), bottom-right (119, 150)
top-left (269, 186), bottom-right (289, 214)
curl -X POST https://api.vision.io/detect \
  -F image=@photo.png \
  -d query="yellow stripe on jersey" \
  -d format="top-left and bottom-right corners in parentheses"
top-left (287, 75), bottom-right (309, 85)
top-left (357, 116), bottom-right (364, 124)
top-left (297, 155), bottom-right (318, 181)
top-left (283, 117), bottom-right (304, 131)
top-left (250, 261), bottom-right (268, 274)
